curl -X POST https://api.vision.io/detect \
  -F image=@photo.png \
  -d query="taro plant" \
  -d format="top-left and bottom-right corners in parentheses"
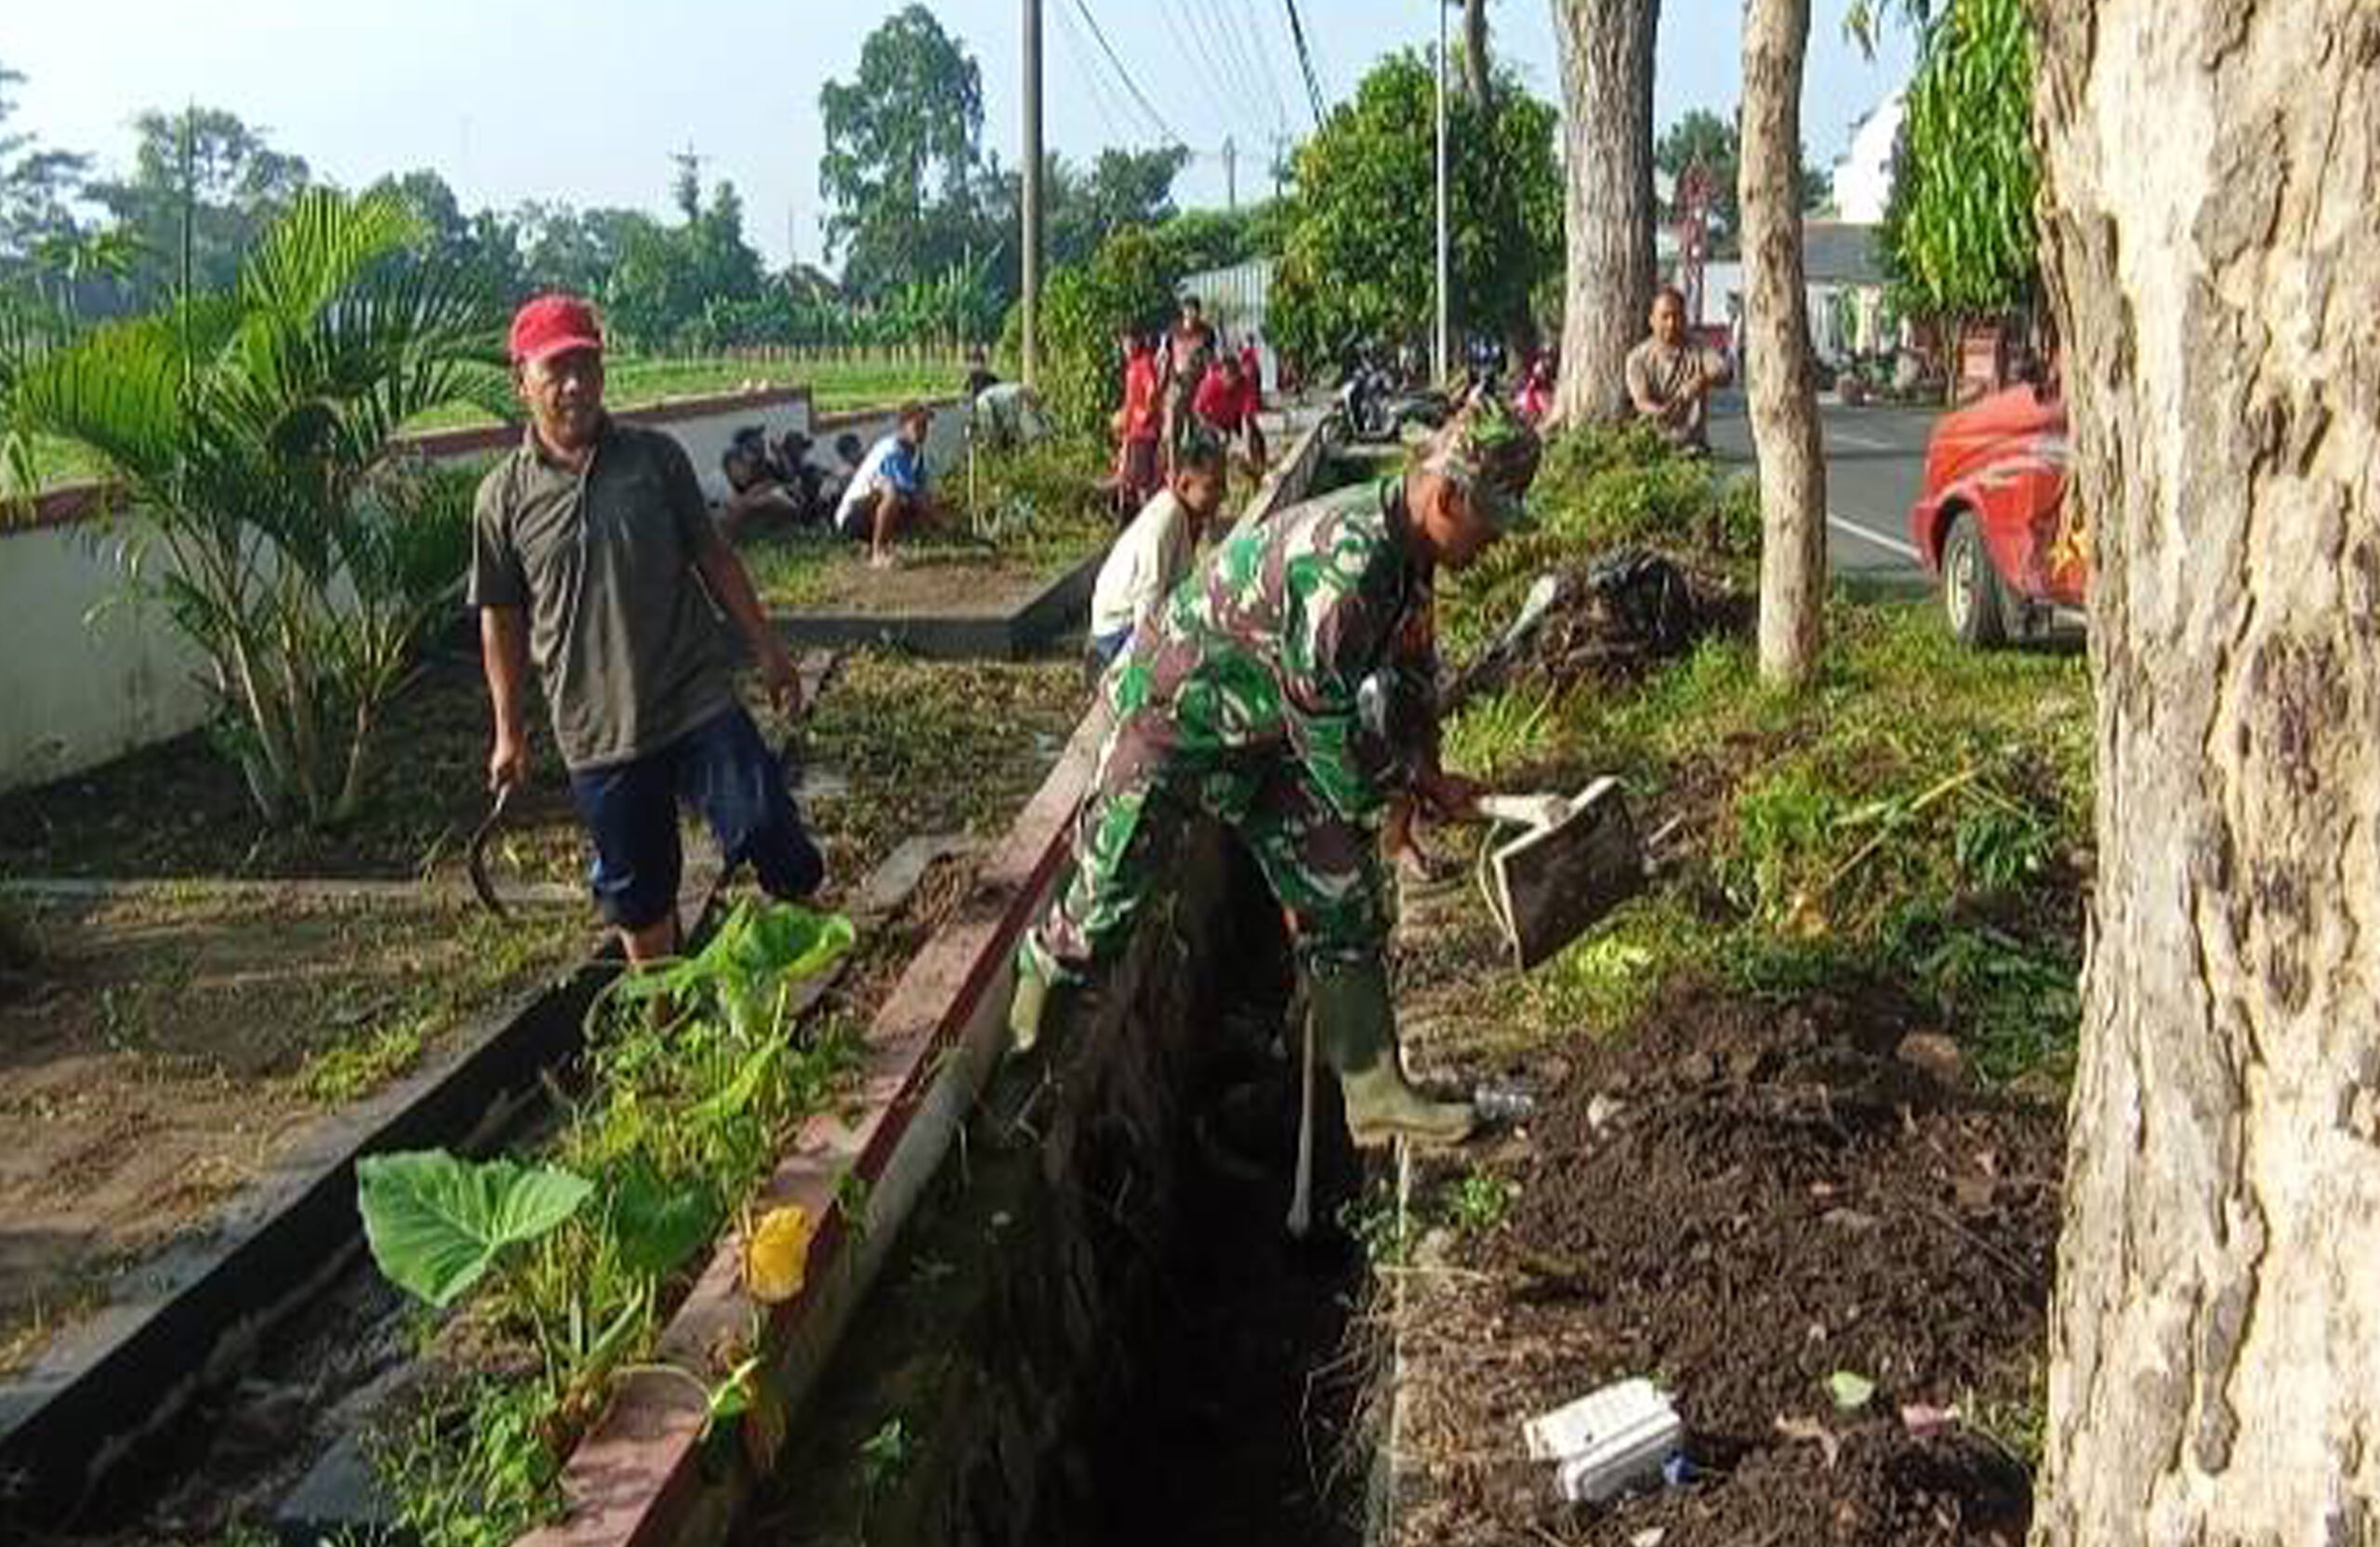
top-left (364, 902), bottom-right (862, 1547)
top-left (356, 1150), bottom-right (594, 1310)
top-left (2, 186), bottom-right (509, 826)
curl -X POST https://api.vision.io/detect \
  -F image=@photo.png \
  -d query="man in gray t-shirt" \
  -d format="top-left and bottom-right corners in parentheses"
top-left (1624, 285), bottom-right (1734, 454)
top-left (470, 295), bottom-right (822, 963)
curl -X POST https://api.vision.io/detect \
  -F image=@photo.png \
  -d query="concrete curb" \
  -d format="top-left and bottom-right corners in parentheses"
top-left (769, 548), bottom-right (1104, 660)
top-left (516, 702), bottom-right (1108, 1547)
top-left (0, 954), bottom-right (616, 1525)
top-left (1237, 414), bottom-right (1332, 534)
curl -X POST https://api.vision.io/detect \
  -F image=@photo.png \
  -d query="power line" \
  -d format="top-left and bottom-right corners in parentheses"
top-left (1158, 0), bottom-right (1244, 139)
top-left (1070, 0), bottom-right (1187, 148)
top-left (1279, 0), bottom-right (1328, 127)
top-left (1199, 0), bottom-right (1263, 112)
top-left (1195, 0), bottom-right (1285, 148)
top-left (1221, 0), bottom-right (1293, 138)
top-left (1051, 0), bottom-right (1137, 148)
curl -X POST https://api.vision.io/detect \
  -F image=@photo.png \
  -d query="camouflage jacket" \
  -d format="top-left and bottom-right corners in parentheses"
top-left (1109, 476), bottom-right (1437, 822)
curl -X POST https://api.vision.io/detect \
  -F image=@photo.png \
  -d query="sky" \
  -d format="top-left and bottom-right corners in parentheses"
top-left (4, 2), bottom-right (1915, 271)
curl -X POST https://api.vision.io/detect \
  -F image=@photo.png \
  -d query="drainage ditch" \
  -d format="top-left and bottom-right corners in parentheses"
top-left (736, 826), bottom-right (1377, 1547)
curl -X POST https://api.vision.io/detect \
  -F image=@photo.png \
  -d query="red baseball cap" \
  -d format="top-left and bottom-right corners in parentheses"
top-left (509, 294), bottom-right (604, 365)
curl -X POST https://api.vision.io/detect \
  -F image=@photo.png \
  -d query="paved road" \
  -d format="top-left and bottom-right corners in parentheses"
top-left (1705, 392), bottom-right (1942, 588)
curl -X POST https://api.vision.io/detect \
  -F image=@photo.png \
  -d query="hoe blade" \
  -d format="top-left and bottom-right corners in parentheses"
top-left (1485, 777), bottom-right (1644, 972)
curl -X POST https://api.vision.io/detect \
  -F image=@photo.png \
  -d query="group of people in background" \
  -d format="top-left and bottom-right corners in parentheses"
top-left (1110, 293), bottom-right (1269, 516)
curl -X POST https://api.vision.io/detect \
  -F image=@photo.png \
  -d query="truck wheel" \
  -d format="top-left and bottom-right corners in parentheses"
top-left (1942, 511), bottom-right (2009, 649)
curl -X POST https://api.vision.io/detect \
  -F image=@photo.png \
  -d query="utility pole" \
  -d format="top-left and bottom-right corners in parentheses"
top-left (1434, 0), bottom-right (1450, 383)
top-left (1022, 0), bottom-right (1044, 387)
top-left (1223, 136), bottom-right (1238, 212)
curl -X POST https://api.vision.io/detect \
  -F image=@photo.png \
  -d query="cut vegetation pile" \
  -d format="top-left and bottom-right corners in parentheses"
top-left (1379, 424), bottom-right (2090, 1545)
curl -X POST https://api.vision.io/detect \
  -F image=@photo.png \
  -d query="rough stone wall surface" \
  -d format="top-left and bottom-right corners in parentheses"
top-left (769, 825), bottom-right (1284, 1547)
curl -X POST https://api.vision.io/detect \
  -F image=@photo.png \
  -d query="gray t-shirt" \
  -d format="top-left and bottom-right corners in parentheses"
top-left (1625, 337), bottom-right (1729, 450)
top-left (469, 420), bottom-right (736, 771)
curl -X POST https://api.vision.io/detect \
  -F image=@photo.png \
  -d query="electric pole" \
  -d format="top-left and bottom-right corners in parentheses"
top-left (1434, 0), bottom-right (1450, 383)
top-left (1223, 136), bottom-right (1238, 212)
top-left (1022, 0), bottom-right (1044, 387)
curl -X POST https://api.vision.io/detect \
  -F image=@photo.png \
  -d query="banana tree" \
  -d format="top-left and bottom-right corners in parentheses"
top-left (5, 187), bottom-right (509, 826)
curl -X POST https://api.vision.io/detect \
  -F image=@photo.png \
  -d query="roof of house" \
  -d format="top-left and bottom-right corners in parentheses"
top-left (1802, 221), bottom-right (1886, 286)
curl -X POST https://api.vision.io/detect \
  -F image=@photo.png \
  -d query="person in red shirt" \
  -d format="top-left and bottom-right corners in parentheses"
top-left (1193, 350), bottom-right (1267, 470)
top-left (1112, 333), bottom-right (1161, 514)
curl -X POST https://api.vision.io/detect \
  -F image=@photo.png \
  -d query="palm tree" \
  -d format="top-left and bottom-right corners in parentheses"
top-left (5, 187), bottom-right (509, 826)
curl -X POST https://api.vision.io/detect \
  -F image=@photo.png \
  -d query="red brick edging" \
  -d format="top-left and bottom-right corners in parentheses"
top-left (516, 702), bottom-right (1106, 1547)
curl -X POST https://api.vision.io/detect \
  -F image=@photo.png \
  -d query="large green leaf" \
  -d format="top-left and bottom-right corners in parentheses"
top-left (356, 1149), bottom-right (593, 1308)
top-left (609, 1162), bottom-right (724, 1280)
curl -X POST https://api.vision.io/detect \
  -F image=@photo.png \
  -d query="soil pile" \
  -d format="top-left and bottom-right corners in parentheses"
top-left (1397, 982), bottom-right (2058, 1547)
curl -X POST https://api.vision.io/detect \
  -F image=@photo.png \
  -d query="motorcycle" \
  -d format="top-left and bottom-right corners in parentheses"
top-left (1334, 349), bottom-right (1454, 443)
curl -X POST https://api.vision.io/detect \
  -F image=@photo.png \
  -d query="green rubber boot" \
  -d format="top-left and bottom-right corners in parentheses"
top-left (1310, 957), bottom-right (1475, 1149)
top-left (1007, 937), bottom-right (1078, 1055)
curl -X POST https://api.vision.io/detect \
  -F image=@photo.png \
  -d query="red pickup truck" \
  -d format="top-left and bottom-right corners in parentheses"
top-left (1907, 384), bottom-right (2087, 646)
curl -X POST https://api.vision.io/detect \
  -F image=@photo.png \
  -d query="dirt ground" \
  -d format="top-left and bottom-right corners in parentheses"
top-left (1388, 977), bottom-right (2056, 1547)
top-left (0, 650), bottom-right (588, 884)
top-left (0, 650), bottom-right (1083, 1385)
top-left (755, 539), bottom-right (1084, 617)
top-left (0, 887), bottom-right (588, 1374)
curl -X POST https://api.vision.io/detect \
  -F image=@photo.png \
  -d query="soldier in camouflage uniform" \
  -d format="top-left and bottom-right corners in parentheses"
top-left (1010, 399), bottom-right (1542, 1147)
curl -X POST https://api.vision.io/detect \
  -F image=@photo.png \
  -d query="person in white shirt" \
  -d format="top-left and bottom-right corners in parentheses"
top-left (1086, 426), bottom-right (1227, 681)
top-left (831, 403), bottom-right (936, 568)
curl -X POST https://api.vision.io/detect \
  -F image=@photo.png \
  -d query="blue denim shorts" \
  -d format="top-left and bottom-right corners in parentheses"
top-left (566, 705), bottom-right (825, 931)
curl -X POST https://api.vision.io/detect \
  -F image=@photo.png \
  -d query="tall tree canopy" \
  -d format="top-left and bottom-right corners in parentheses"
top-left (1656, 107), bottom-right (1832, 252)
top-left (85, 107), bottom-right (310, 299)
top-left (0, 62), bottom-right (91, 266)
top-left (1876, 0), bottom-right (2038, 319)
top-left (817, 5), bottom-right (995, 299)
top-left (372, 168), bottom-right (529, 306)
top-left (1268, 49), bottom-right (1561, 368)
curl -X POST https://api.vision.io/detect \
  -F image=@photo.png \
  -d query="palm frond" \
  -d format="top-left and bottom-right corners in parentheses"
top-left (239, 187), bottom-right (425, 323)
top-left (7, 316), bottom-right (190, 491)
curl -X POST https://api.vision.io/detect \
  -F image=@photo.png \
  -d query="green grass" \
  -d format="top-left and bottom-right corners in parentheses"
top-left (1435, 429), bottom-right (2094, 1088)
top-left (742, 436), bottom-right (1113, 612)
top-left (16, 357), bottom-right (970, 494)
top-left (402, 356), bottom-right (967, 433)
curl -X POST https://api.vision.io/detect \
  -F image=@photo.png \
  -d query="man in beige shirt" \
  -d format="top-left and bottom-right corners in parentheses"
top-left (1624, 285), bottom-right (1733, 454)
top-left (1085, 427), bottom-right (1227, 680)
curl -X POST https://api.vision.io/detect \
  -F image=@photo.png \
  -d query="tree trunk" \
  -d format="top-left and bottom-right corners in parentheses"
top-left (1549, 0), bottom-right (1658, 426)
top-left (1740, 0), bottom-right (1826, 686)
top-left (1463, 0), bottom-right (1492, 109)
top-left (2030, 5), bottom-right (2380, 1543)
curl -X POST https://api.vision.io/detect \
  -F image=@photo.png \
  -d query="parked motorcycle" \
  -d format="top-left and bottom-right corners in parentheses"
top-left (1334, 349), bottom-right (1454, 443)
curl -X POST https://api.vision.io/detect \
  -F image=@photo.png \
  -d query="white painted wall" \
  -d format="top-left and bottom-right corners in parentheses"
top-left (0, 390), bottom-right (963, 797)
top-left (0, 519), bottom-right (218, 794)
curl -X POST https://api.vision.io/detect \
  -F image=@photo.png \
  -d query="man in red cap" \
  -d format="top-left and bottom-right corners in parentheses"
top-left (470, 294), bottom-right (823, 965)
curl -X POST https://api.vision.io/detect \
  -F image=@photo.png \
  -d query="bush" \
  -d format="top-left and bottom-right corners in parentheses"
top-left (998, 225), bottom-right (1178, 440)
top-left (1436, 424), bottom-right (1759, 666)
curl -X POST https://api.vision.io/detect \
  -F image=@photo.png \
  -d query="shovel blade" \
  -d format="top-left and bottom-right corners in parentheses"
top-left (1487, 777), bottom-right (1644, 971)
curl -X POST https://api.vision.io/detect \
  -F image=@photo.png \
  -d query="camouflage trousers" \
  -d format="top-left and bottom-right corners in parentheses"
top-left (1029, 705), bottom-right (1391, 979)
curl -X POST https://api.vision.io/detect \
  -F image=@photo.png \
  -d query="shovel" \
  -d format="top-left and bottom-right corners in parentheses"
top-left (1474, 779), bottom-right (1645, 971)
top-left (1439, 572), bottom-right (1567, 714)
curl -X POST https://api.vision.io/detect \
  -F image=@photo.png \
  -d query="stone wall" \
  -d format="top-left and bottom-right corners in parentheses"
top-left (759, 822), bottom-right (1292, 1547)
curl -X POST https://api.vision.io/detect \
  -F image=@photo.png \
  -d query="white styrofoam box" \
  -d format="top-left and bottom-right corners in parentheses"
top-left (1524, 1378), bottom-right (1686, 1505)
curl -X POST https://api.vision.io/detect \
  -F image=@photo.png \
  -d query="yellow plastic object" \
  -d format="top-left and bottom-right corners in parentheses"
top-left (744, 1205), bottom-right (816, 1304)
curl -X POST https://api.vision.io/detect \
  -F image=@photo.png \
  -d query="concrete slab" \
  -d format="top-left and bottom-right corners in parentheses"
top-left (769, 550), bottom-right (1103, 661)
